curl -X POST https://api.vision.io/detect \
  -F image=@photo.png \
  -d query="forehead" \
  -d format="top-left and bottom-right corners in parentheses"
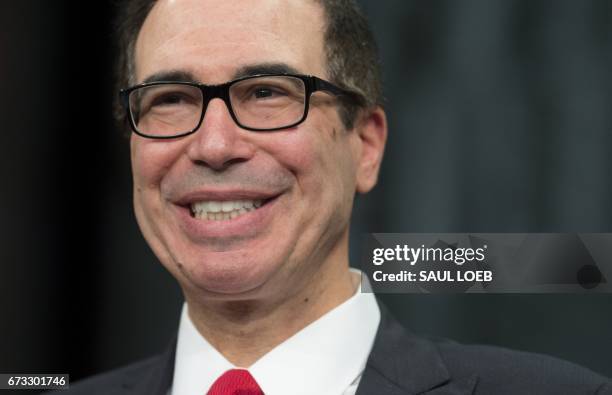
top-left (134, 0), bottom-right (328, 83)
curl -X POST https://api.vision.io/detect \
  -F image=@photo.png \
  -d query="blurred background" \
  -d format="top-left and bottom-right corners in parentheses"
top-left (1, 0), bottom-right (610, 389)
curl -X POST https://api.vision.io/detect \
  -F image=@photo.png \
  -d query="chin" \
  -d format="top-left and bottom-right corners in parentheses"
top-left (174, 249), bottom-right (283, 298)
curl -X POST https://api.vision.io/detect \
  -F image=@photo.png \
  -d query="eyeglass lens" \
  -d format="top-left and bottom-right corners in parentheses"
top-left (129, 75), bottom-right (307, 137)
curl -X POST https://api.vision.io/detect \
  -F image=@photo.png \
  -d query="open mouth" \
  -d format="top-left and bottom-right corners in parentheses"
top-left (188, 198), bottom-right (274, 221)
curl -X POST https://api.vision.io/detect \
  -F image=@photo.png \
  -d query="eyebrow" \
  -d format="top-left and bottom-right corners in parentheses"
top-left (232, 63), bottom-right (302, 79)
top-left (140, 63), bottom-right (303, 85)
top-left (142, 70), bottom-right (198, 84)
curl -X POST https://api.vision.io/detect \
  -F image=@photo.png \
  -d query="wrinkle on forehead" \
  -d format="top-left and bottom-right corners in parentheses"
top-left (135, 0), bottom-right (326, 83)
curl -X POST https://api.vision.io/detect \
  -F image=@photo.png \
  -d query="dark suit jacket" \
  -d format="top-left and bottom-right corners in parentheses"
top-left (48, 303), bottom-right (611, 395)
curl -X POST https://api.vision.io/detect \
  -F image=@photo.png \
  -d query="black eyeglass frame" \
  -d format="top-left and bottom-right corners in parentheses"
top-left (119, 73), bottom-right (362, 139)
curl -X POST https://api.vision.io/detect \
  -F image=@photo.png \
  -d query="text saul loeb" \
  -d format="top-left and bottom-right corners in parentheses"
top-left (370, 244), bottom-right (493, 283)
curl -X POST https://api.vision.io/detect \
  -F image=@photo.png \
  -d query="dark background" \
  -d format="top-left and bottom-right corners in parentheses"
top-left (1, 0), bottom-right (610, 388)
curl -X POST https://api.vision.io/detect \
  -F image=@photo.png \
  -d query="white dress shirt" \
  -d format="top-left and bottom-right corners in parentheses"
top-left (170, 269), bottom-right (380, 395)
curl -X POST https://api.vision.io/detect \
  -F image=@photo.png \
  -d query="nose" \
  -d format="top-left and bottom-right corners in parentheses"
top-left (185, 98), bottom-right (255, 170)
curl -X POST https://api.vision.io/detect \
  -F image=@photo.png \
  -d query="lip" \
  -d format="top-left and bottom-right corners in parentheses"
top-left (174, 188), bottom-right (280, 206)
top-left (172, 189), bottom-right (283, 240)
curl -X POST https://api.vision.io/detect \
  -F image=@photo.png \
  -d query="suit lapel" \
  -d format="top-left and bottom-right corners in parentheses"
top-left (127, 335), bottom-right (176, 395)
top-left (115, 302), bottom-right (478, 395)
top-left (356, 302), bottom-right (478, 395)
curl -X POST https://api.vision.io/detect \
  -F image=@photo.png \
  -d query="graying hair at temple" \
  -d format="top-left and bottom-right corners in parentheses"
top-left (113, 0), bottom-right (383, 131)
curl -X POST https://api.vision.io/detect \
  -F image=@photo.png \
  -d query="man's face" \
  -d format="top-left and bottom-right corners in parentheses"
top-left (131, 0), bottom-right (382, 300)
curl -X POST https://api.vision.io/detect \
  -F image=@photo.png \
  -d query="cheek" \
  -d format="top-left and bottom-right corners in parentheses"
top-left (130, 138), bottom-right (189, 234)
top-left (131, 137), bottom-right (183, 190)
top-left (268, 125), bottom-right (357, 204)
top-left (271, 133), bottom-right (317, 176)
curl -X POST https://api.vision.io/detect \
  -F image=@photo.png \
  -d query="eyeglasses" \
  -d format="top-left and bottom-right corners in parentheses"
top-left (119, 73), bottom-right (361, 139)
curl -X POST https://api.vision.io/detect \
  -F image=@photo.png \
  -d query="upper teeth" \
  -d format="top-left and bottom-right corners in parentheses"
top-left (190, 199), bottom-right (263, 219)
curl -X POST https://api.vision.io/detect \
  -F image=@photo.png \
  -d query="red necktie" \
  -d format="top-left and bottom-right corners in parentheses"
top-left (207, 369), bottom-right (264, 395)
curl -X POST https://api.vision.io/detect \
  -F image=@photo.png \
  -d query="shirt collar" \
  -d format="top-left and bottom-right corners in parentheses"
top-left (171, 269), bottom-right (380, 395)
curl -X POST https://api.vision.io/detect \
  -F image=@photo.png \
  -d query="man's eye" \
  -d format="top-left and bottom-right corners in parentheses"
top-left (250, 86), bottom-right (287, 100)
top-left (254, 88), bottom-right (274, 98)
top-left (152, 93), bottom-right (185, 106)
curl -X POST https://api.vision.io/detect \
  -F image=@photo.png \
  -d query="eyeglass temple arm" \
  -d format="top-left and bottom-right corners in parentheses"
top-left (313, 76), bottom-right (350, 96)
top-left (311, 76), bottom-right (366, 106)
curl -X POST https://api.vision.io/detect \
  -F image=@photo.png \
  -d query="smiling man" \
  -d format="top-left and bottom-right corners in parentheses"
top-left (125, 0), bottom-right (386, 382)
top-left (53, 0), bottom-right (612, 394)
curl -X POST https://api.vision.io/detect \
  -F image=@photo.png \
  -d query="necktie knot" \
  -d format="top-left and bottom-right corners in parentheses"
top-left (207, 369), bottom-right (264, 395)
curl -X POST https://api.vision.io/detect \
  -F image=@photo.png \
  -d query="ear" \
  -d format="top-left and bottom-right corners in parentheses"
top-left (354, 106), bottom-right (387, 194)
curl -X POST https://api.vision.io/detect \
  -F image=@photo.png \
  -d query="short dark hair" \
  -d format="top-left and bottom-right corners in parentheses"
top-left (113, 0), bottom-right (382, 131)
